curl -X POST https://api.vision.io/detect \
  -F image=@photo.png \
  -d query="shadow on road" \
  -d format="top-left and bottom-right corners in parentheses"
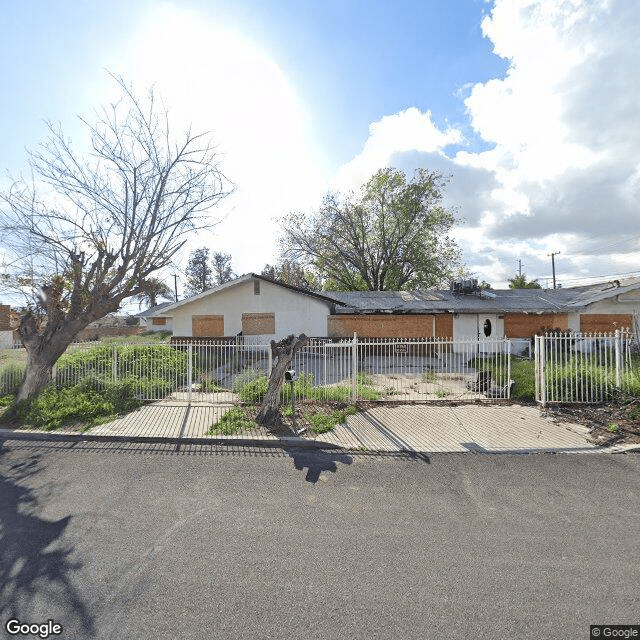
top-left (281, 445), bottom-right (354, 483)
top-left (0, 439), bottom-right (96, 637)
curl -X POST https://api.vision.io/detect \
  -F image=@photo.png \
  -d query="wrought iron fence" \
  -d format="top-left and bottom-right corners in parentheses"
top-left (534, 330), bottom-right (639, 405)
top-left (2, 331), bottom-right (637, 406)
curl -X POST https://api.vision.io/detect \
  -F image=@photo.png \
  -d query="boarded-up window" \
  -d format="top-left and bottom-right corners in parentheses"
top-left (242, 313), bottom-right (275, 335)
top-left (580, 314), bottom-right (633, 333)
top-left (503, 313), bottom-right (568, 338)
top-left (152, 317), bottom-right (167, 326)
top-left (192, 315), bottom-right (224, 337)
top-left (327, 314), bottom-right (451, 338)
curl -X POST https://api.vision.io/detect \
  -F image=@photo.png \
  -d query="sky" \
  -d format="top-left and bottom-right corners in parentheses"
top-left (1, 0), bottom-right (639, 298)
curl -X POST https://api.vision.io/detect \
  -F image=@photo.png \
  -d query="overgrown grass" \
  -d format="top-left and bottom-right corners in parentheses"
top-left (206, 408), bottom-right (258, 435)
top-left (12, 379), bottom-right (146, 431)
top-left (468, 357), bottom-right (536, 399)
top-left (233, 370), bottom-right (382, 404)
top-left (308, 405), bottom-right (357, 434)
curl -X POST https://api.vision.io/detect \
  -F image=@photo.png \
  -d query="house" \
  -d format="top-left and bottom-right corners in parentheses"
top-left (145, 273), bottom-right (640, 350)
top-left (145, 274), bottom-right (345, 341)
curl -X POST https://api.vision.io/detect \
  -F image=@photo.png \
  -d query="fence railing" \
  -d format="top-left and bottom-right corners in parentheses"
top-left (1, 332), bottom-right (637, 406)
top-left (535, 330), bottom-right (639, 405)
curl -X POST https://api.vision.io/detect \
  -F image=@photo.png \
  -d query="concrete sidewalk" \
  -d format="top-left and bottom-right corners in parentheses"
top-left (4, 400), bottom-right (598, 454)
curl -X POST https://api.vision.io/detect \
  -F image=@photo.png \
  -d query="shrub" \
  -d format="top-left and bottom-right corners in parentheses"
top-left (206, 408), bottom-right (257, 435)
top-left (237, 375), bottom-right (268, 403)
top-left (308, 405), bottom-right (357, 434)
top-left (15, 386), bottom-right (117, 431)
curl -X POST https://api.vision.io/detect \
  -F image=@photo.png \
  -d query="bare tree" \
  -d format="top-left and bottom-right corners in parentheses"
top-left (0, 75), bottom-right (231, 404)
top-left (256, 333), bottom-right (308, 429)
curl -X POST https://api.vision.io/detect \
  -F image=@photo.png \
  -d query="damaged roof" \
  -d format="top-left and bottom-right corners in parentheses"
top-left (323, 277), bottom-right (640, 314)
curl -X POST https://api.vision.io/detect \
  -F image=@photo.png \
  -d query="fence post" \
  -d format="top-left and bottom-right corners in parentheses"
top-left (112, 345), bottom-right (117, 384)
top-left (352, 332), bottom-right (358, 401)
top-left (615, 329), bottom-right (622, 388)
top-left (187, 344), bottom-right (193, 403)
top-left (506, 337), bottom-right (512, 398)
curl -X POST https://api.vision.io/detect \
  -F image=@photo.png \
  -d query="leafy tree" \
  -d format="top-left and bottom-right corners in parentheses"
top-left (508, 274), bottom-right (542, 289)
top-left (212, 251), bottom-right (235, 285)
top-left (280, 168), bottom-right (460, 291)
top-left (185, 247), bottom-right (213, 296)
top-left (0, 75), bottom-right (230, 403)
top-left (133, 277), bottom-right (175, 309)
top-left (261, 260), bottom-right (318, 289)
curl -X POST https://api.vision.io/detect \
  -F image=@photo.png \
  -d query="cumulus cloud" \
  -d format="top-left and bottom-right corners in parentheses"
top-left (334, 108), bottom-right (462, 190)
top-left (337, 0), bottom-right (640, 287)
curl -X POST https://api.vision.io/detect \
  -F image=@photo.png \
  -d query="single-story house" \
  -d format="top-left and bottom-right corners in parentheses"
top-left (144, 273), bottom-right (640, 350)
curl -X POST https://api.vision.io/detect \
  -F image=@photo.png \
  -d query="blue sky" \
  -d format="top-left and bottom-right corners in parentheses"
top-left (1, 0), bottom-right (639, 296)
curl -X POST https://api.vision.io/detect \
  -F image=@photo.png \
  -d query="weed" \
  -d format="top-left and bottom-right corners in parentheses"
top-left (206, 408), bottom-right (258, 435)
top-left (608, 422), bottom-right (619, 433)
top-left (307, 405), bottom-right (357, 434)
top-left (423, 371), bottom-right (436, 383)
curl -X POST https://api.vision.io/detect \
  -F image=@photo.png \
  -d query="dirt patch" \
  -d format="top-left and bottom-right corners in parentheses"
top-left (542, 399), bottom-right (640, 447)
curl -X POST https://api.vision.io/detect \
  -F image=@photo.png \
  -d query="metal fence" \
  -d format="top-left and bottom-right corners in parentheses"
top-left (535, 330), bottom-right (640, 405)
top-left (2, 331), bottom-right (637, 406)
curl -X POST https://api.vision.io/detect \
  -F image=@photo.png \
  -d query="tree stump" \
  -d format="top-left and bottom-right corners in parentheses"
top-left (256, 333), bottom-right (308, 429)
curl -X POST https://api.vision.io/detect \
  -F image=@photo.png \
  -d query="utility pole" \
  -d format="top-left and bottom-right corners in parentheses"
top-left (173, 274), bottom-right (179, 302)
top-left (548, 252), bottom-right (560, 289)
top-left (517, 259), bottom-right (522, 277)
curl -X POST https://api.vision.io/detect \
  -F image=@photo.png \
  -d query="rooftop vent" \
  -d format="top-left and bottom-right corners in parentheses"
top-left (451, 278), bottom-right (478, 294)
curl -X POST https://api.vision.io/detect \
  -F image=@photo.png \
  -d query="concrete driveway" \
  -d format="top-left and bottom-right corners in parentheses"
top-left (7, 400), bottom-right (598, 455)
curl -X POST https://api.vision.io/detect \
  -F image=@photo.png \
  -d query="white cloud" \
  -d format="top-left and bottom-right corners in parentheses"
top-left (339, 0), bottom-right (640, 288)
top-left (334, 108), bottom-right (462, 190)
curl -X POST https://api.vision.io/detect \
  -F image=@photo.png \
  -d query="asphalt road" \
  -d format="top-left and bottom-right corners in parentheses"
top-left (1, 437), bottom-right (639, 640)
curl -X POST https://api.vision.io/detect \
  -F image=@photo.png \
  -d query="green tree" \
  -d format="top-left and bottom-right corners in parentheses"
top-left (133, 277), bottom-right (175, 308)
top-left (185, 247), bottom-right (213, 296)
top-left (261, 260), bottom-right (318, 289)
top-left (280, 168), bottom-right (460, 291)
top-left (508, 274), bottom-right (542, 289)
top-left (212, 251), bottom-right (235, 285)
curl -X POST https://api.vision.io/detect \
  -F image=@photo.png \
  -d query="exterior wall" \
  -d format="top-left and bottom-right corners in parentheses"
top-left (503, 313), bottom-right (568, 338)
top-left (170, 278), bottom-right (332, 339)
top-left (327, 314), bottom-right (453, 338)
top-left (145, 317), bottom-right (173, 333)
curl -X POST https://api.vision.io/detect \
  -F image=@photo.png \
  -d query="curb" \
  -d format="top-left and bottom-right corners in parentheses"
top-left (0, 428), bottom-right (344, 451)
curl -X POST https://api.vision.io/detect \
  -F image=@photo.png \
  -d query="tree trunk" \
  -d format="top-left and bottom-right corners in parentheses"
top-left (256, 334), bottom-right (308, 429)
top-left (16, 352), bottom-right (57, 402)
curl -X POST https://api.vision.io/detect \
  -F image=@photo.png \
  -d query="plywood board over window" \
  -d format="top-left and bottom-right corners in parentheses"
top-left (192, 315), bottom-right (224, 337)
top-left (580, 314), bottom-right (633, 333)
top-left (152, 317), bottom-right (167, 326)
top-left (242, 313), bottom-right (275, 335)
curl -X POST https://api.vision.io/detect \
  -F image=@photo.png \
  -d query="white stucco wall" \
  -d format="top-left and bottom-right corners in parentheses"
top-left (170, 278), bottom-right (332, 338)
top-left (144, 317), bottom-right (173, 333)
